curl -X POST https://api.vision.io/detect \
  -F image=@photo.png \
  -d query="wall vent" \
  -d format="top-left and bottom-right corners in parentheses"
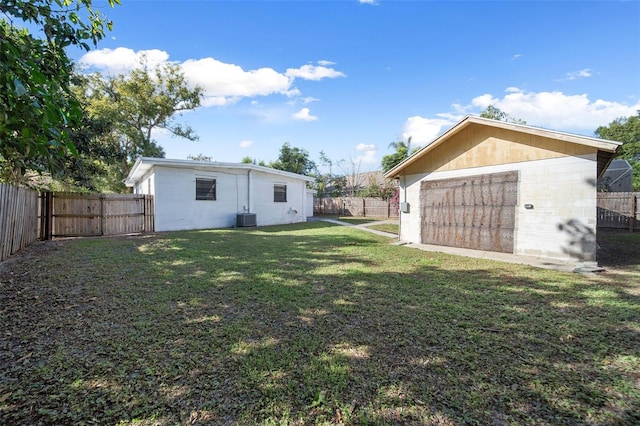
top-left (237, 213), bottom-right (257, 227)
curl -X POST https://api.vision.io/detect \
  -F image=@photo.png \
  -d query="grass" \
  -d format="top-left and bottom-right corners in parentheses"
top-left (314, 215), bottom-right (384, 225)
top-left (314, 215), bottom-right (400, 235)
top-left (1, 222), bottom-right (639, 425)
top-left (366, 223), bottom-right (399, 235)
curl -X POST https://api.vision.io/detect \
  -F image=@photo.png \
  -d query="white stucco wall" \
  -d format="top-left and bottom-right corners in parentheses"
top-left (306, 189), bottom-right (315, 219)
top-left (250, 170), bottom-right (307, 226)
top-left (133, 166), bottom-right (309, 232)
top-left (399, 154), bottom-right (598, 262)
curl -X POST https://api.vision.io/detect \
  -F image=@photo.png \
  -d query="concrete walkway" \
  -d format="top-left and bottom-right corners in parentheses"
top-left (309, 217), bottom-right (583, 273)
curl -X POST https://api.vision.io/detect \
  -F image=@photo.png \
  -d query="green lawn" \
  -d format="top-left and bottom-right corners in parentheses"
top-left (1, 222), bottom-right (638, 425)
top-left (366, 223), bottom-right (399, 235)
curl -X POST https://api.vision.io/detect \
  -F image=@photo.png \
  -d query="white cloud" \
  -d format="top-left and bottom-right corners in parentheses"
top-left (78, 47), bottom-right (169, 74)
top-left (353, 143), bottom-right (377, 164)
top-left (356, 143), bottom-right (376, 151)
top-left (182, 57), bottom-right (295, 98)
top-left (285, 64), bottom-right (346, 81)
top-left (401, 116), bottom-right (454, 147)
top-left (409, 88), bottom-right (640, 139)
top-left (359, 0), bottom-right (378, 4)
top-left (469, 88), bottom-right (639, 132)
top-left (512, 54), bottom-right (523, 60)
top-left (78, 48), bottom-right (345, 108)
top-left (292, 108), bottom-right (318, 121)
top-left (239, 140), bottom-right (254, 149)
top-left (354, 149), bottom-right (378, 165)
top-left (562, 68), bottom-right (593, 81)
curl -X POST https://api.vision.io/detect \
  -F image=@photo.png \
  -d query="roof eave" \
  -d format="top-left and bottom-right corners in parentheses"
top-left (383, 115), bottom-right (623, 179)
top-left (125, 157), bottom-right (315, 186)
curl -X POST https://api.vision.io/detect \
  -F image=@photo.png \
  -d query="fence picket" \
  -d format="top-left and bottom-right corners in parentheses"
top-left (597, 192), bottom-right (640, 231)
top-left (0, 183), bottom-right (39, 262)
top-left (314, 197), bottom-right (399, 218)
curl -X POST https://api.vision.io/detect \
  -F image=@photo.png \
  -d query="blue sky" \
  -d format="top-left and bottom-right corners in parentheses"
top-left (75, 0), bottom-right (640, 172)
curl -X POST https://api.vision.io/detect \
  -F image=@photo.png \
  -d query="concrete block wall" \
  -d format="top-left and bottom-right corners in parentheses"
top-left (399, 154), bottom-right (598, 262)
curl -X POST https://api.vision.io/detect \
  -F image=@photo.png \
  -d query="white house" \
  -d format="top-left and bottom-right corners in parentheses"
top-left (125, 157), bottom-right (315, 232)
top-left (384, 116), bottom-right (621, 265)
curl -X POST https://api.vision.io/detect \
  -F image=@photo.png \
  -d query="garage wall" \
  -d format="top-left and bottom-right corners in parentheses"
top-left (399, 153), bottom-right (598, 261)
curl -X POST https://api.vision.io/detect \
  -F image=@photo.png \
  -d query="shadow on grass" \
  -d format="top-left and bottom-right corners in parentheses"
top-left (1, 221), bottom-right (638, 424)
top-left (597, 229), bottom-right (640, 271)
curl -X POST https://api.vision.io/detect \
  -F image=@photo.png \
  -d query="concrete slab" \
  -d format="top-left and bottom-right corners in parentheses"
top-left (309, 217), bottom-right (584, 273)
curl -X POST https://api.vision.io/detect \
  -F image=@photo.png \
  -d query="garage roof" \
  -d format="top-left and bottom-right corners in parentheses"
top-left (384, 115), bottom-right (622, 179)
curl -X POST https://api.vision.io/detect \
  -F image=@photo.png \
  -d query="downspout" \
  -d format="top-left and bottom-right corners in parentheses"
top-left (400, 175), bottom-right (405, 241)
top-left (247, 170), bottom-right (251, 213)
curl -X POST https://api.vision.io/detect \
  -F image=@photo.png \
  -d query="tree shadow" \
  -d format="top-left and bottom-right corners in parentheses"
top-left (557, 218), bottom-right (597, 262)
top-left (1, 222), bottom-right (638, 424)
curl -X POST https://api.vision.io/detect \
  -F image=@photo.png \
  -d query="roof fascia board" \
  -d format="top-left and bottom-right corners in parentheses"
top-left (384, 115), bottom-right (622, 178)
top-left (125, 157), bottom-right (314, 186)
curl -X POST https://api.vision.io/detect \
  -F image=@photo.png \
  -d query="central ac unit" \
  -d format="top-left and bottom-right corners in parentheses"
top-left (237, 213), bottom-right (257, 227)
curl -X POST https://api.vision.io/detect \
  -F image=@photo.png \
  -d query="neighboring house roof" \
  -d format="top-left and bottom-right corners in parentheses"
top-left (125, 157), bottom-right (315, 187)
top-left (384, 115), bottom-right (622, 179)
top-left (599, 159), bottom-right (634, 192)
top-left (345, 170), bottom-right (396, 188)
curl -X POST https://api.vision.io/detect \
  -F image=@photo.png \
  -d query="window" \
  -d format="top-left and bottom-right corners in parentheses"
top-left (196, 178), bottom-right (216, 200)
top-left (274, 184), bottom-right (287, 202)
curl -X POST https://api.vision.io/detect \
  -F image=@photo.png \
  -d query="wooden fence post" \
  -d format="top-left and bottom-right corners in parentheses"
top-left (631, 193), bottom-right (637, 232)
top-left (362, 198), bottom-right (366, 217)
top-left (40, 191), bottom-right (53, 240)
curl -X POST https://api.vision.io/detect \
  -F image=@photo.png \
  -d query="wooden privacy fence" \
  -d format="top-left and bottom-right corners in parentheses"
top-left (597, 192), bottom-right (639, 231)
top-left (0, 183), bottom-right (39, 262)
top-left (39, 192), bottom-right (154, 239)
top-left (314, 197), bottom-right (399, 218)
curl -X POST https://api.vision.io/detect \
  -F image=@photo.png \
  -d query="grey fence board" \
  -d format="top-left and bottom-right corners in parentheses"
top-left (0, 183), bottom-right (39, 262)
top-left (597, 192), bottom-right (639, 231)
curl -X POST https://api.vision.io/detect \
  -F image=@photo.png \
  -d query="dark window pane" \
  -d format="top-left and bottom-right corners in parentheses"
top-left (196, 178), bottom-right (216, 200)
top-left (274, 184), bottom-right (287, 202)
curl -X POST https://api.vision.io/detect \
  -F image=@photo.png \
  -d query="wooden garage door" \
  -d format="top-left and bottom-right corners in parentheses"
top-left (420, 171), bottom-right (518, 253)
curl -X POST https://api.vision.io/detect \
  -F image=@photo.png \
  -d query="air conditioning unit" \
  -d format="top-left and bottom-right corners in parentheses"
top-left (237, 213), bottom-right (257, 227)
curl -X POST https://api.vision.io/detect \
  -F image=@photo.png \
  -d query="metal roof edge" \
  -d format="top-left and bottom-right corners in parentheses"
top-left (125, 157), bottom-right (314, 186)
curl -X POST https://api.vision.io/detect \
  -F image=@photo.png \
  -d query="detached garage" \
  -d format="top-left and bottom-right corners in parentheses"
top-left (385, 116), bottom-right (621, 265)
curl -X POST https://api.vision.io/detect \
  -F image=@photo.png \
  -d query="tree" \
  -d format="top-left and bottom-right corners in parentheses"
top-left (55, 73), bottom-right (126, 192)
top-left (241, 156), bottom-right (266, 166)
top-left (480, 105), bottom-right (527, 124)
top-left (595, 112), bottom-right (640, 190)
top-left (315, 150), bottom-right (345, 197)
top-left (0, 0), bottom-right (119, 183)
top-left (381, 137), bottom-right (414, 173)
top-left (270, 143), bottom-right (316, 175)
top-left (338, 154), bottom-right (367, 197)
top-left (358, 175), bottom-right (398, 200)
top-left (595, 112), bottom-right (640, 162)
top-left (88, 62), bottom-right (203, 168)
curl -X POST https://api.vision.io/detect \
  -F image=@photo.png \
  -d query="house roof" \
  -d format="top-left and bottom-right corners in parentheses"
top-left (125, 157), bottom-right (315, 187)
top-left (384, 115), bottom-right (622, 179)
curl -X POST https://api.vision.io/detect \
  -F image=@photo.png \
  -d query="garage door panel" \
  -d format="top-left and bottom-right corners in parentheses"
top-left (422, 205), bottom-right (515, 228)
top-left (424, 182), bottom-right (517, 207)
top-left (421, 224), bottom-right (514, 252)
top-left (420, 171), bottom-right (518, 253)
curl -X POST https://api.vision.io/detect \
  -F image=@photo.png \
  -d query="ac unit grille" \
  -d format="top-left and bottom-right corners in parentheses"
top-left (237, 213), bottom-right (257, 227)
